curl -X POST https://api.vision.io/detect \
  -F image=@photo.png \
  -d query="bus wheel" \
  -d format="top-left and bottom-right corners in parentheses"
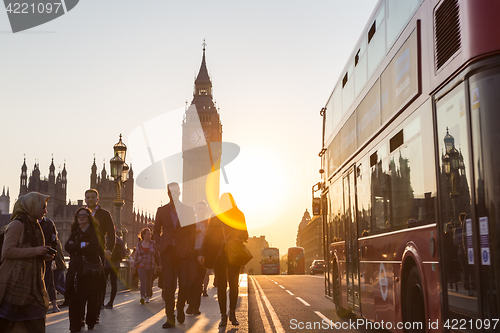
top-left (333, 263), bottom-right (349, 317)
top-left (404, 267), bottom-right (425, 332)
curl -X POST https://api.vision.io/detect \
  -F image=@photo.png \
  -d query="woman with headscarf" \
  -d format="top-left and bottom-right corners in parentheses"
top-left (0, 192), bottom-right (52, 333)
top-left (65, 207), bottom-right (101, 332)
top-left (199, 193), bottom-right (248, 327)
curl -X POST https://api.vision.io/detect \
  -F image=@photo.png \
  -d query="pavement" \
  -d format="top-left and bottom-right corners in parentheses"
top-left (48, 274), bottom-right (248, 332)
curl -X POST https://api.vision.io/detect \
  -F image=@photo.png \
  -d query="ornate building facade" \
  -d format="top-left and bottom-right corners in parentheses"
top-left (0, 187), bottom-right (9, 215)
top-left (10, 158), bottom-right (153, 251)
top-left (182, 44), bottom-right (223, 208)
top-left (296, 209), bottom-right (323, 271)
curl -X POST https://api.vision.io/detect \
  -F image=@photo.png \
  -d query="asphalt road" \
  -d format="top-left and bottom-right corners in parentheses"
top-left (248, 274), bottom-right (390, 333)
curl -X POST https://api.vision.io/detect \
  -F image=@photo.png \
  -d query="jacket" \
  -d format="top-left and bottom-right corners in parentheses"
top-left (93, 207), bottom-right (116, 254)
top-left (133, 240), bottom-right (160, 270)
top-left (201, 211), bottom-right (248, 269)
top-left (0, 218), bottom-right (49, 310)
top-left (65, 223), bottom-right (101, 298)
top-left (154, 201), bottom-right (196, 258)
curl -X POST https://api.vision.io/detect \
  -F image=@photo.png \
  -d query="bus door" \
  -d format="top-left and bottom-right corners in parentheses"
top-left (343, 166), bottom-right (360, 312)
top-left (435, 74), bottom-right (500, 325)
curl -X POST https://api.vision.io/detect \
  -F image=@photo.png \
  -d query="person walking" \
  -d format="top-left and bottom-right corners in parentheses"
top-left (39, 216), bottom-right (60, 313)
top-left (186, 200), bottom-right (209, 315)
top-left (53, 239), bottom-right (67, 305)
top-left (65, 208), bottom-right (102, 332)
top-left (84, 189), bottom-right (115, 322)
top-left (154, 182), bottom-right (196, 329)
top-left (200, 193), bottom-right (248, 327)
top-left (103, 235), bottom-right (126, 309)
top-left (0, 192), bottom-right (52, 333)
top-left (133, 228), bottom-right (160, 304)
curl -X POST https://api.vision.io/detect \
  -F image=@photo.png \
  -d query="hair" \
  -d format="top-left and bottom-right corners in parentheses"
top-left (218, 192), bottom-right (237, 212)
top-left (167, 182), bottom-right (179, 200)
top-left (71, 207), bottom-right (99, 232)
top-left (138, 227), bottom-right (151, 241)
top-left (85, 189), bottom-right (99, 197)
top-left (195, 200), bottom-right (208, 208)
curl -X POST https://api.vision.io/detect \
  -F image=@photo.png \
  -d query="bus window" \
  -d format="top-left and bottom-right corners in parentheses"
top-left (469, 68), bottom-right (500, 321)
top-left (367, 2), bottom-right (386, 78)
top-left (386, 0), bottom-right (421, 50)
top-left (388, 100), bottom-right (436, 229)
top-left (435, 82), bottom-right (479, 320)
top-left (357, 155), bottom-right (371, 237)
top-left (371, 143), bottom-right (390, 233)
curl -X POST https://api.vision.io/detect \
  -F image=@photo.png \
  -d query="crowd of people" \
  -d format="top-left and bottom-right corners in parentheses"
top-left (0, 183), bottom-right (248, 331)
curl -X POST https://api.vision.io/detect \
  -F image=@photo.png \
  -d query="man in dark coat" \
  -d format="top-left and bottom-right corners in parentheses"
top-left (85, 189), bottom-right (116, 322)
top-left (154, 182), bottom-right (196, 329)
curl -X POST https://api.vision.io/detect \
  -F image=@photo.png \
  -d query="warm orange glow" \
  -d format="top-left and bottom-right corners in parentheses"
top-left (205, 159), bottom-right (247, 230)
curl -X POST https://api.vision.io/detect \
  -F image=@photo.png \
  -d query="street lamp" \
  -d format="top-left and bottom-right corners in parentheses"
top-left (444, 146), bottom-right (460, 224)
top-left (110, 134), bottom-right (129, 239)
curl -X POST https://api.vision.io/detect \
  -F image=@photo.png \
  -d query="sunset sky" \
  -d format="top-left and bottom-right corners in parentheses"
top-left (0, 0), bottom-right (378, 253)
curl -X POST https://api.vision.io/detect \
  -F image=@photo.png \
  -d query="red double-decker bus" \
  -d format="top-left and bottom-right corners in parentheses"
top-left (287, 247), bottom-right (305, 275)
top-left (316, 0), bottom-right (500, 331)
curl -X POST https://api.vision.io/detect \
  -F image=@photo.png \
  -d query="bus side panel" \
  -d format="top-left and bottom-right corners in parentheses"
top-left (359, 225), bottom-right (440, 332)
top-left (359, 260), bottom-right (375, 321)
top-left (462, 0), bottom-right (500, 62)
top-left (359, 237), bottom-right (396, 326)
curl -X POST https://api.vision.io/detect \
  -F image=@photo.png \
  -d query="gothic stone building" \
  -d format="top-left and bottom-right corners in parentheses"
top-left (13, 158), bottom-right (153, 251)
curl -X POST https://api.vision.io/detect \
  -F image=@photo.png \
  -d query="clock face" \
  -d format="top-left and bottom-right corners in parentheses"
top-left (190, 129), bottom-right (208, 146)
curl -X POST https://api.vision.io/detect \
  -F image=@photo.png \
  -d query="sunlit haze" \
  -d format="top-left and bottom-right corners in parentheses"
top-left (0, 0), bottom-right (378, 254)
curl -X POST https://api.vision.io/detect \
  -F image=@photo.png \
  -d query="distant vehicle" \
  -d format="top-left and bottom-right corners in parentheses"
top-left (287, 247), bottom-right (304, 275)
top-left (261, 248), bottom-right (279, 275)
top-left (309, 259), bottom-right (325, 275)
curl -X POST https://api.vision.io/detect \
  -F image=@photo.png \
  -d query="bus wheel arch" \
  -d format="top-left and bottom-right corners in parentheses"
top-left (401, 255), bottom-right (426, 332)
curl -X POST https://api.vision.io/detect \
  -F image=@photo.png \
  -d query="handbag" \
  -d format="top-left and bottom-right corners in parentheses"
top-left (81, 256), bottom-right (102, 276)
top-left (222, 226), bottom-right (253, 267)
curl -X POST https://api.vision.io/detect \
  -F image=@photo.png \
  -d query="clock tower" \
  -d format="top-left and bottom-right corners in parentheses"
top-left (182, 43), bottom-right (222, 208)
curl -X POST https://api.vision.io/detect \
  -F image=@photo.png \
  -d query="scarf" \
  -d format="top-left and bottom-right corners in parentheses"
top-left (4, 192), bottom-right (49, 309)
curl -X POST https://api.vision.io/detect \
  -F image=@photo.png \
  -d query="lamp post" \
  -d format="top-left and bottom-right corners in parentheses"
top-left (110, 134), bottom-right (129, 239)
top-left (443, 146), bottom-right (460, 224)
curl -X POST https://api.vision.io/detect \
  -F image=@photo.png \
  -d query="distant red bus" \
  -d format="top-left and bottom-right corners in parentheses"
top-left (287, 247), bottom-right (305, 275)
top-left (316, 0), bottom-right (500, 331)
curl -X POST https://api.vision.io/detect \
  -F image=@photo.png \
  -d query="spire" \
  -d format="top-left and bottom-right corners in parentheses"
top-left (92, 156), bottom-right (97, 173)
top-left (1, 186), bottom-right (5, 196)
top-left (190, 40), bottom-right (217, 113)
top-left (195, 39), bottom-right (211, 85)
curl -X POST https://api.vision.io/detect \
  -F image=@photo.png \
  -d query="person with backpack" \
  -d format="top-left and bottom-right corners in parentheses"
top-left (103, 234), bottom-right (126, 309)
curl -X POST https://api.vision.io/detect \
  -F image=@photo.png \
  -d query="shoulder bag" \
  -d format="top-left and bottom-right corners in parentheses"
top-left (222, 225), bottom-right (253, 267)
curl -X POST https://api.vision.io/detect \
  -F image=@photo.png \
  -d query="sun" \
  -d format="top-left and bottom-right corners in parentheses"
top-left (205, 146), bottom-right (286, 230)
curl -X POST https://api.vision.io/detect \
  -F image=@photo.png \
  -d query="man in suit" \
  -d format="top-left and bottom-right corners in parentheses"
top-left (85, 189), bottom-right (116, 322)
top-left (154, 182), bottom-right (196, 329)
